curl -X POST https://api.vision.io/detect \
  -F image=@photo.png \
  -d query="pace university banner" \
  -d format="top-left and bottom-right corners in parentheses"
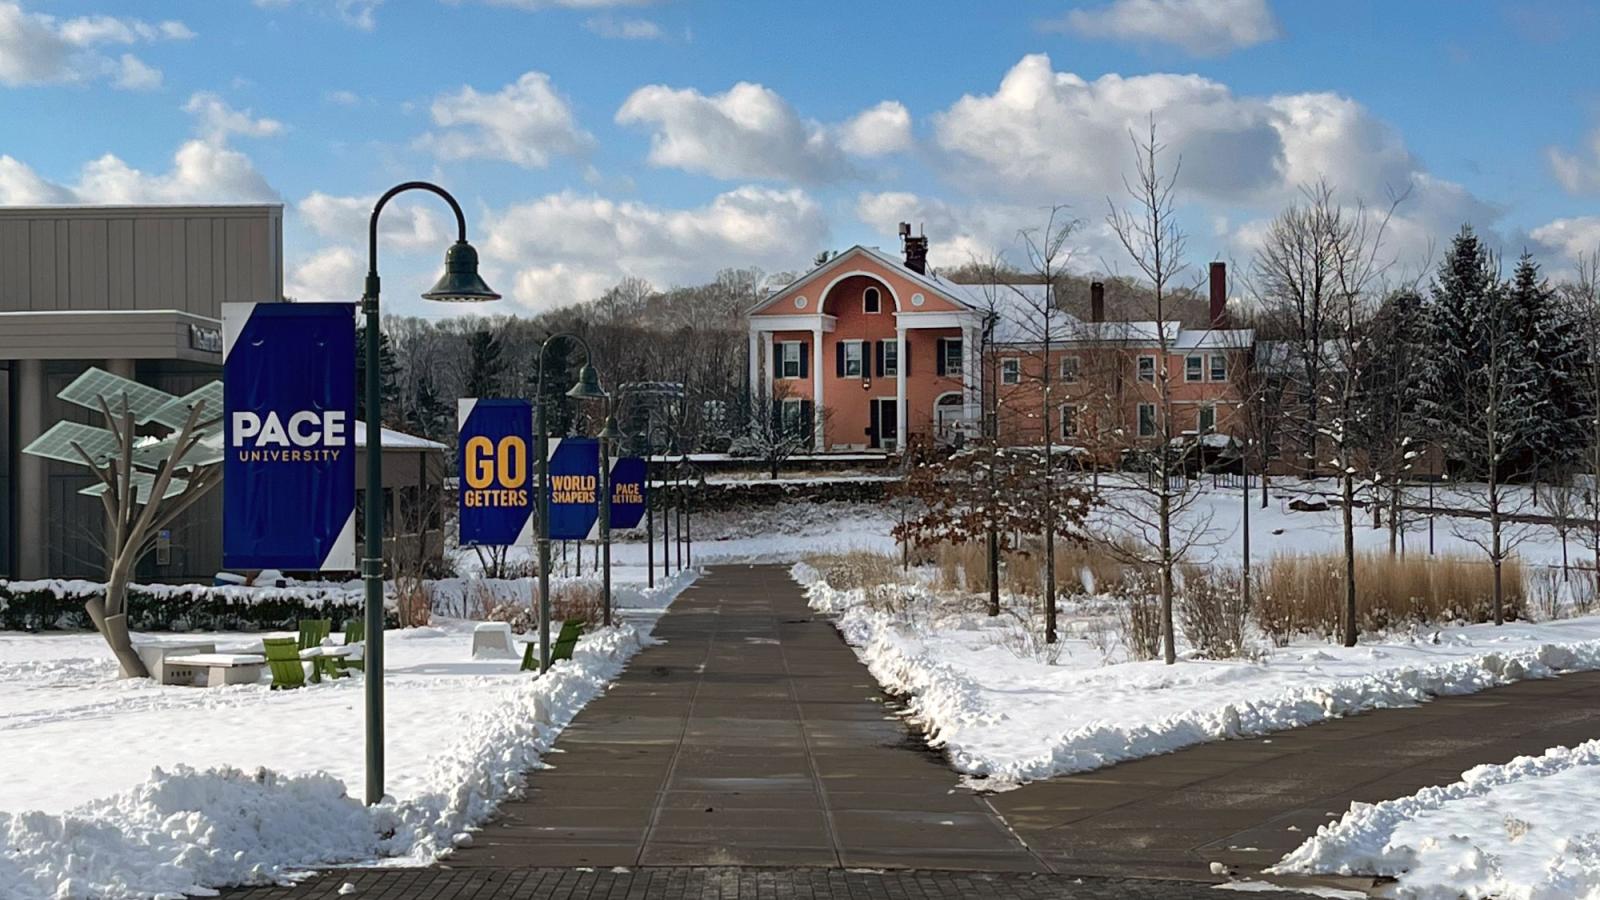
top-left (222, 302), bottom-right (356, 571)
top-left (458, 398), bottom-right (534, 547)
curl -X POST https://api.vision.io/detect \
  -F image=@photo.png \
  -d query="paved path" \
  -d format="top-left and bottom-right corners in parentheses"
top-left (219, 564), bottom-right (1600, 898)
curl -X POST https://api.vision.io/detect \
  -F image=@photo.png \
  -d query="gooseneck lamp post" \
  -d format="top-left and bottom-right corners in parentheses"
top-left (598, 412), bottom-right (624, 627)
top-left (363, 181), bottom-right (500, 806)
top-left (535, 334), bottom-right (608, 672)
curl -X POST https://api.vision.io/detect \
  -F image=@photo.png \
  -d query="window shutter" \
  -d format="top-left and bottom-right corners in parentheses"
top-left (936, 338), bottom-right (947, 376)
top-left (875, 340), bottom-right (885, 378)
top-left (904, 339), bottom-right (911, 376)
top-left (836, 341), bottom-right (845, 377)
top-left (799, 343), bottom-right (808, 379)
top-left (770, 398), bottom-right (782, 434)
top-left (869, 399), bottom-right (880, 444)
top-left (800, 400), bottom-right (814, 448)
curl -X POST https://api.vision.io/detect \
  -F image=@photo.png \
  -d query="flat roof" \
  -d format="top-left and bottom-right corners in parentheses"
top-left (0, 204), bottom-right (282, 219)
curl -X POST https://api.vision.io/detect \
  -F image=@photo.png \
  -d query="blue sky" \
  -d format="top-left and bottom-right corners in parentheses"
top-left (3, 0), bottom-right (1600, 317)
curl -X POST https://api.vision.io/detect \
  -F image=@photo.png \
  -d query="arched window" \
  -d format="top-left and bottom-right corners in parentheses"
top-left (863, 286), bottom-right (881, 314)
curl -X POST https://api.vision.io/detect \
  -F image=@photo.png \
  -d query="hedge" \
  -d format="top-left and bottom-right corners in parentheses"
top-left (0, 579), bottom-right (378, 633)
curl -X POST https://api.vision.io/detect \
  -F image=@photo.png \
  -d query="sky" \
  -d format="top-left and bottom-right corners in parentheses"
top-left (3, 0), bottom-right (1600, 318)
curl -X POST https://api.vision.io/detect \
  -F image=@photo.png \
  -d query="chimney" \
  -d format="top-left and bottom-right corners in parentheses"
top-left (1090, 281), bottom-right (1105, 323)
top-left (1209, 261), bottom-right (1227, 328)
top-left (900, 222), bottom-right (929, 275)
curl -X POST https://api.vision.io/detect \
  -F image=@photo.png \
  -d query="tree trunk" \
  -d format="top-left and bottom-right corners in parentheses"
top-left (1341, 471), bottom-right (1357, 647)
top-left (987, 527), bottom-right (1000, 617)
top-left (1260, 468), bottom-right (1270, 509)
top-left (86, 592), bottom-right (150, 679)
top-left (1160, 488), bottom-right (1175, 664)
top-left (1491, 498), bottom-right (1504, 626)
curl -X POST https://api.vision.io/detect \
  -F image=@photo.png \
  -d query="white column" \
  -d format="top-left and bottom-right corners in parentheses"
top-left (747, 329), bottom-right (760, 400)
top-left (896, 324), bottom-right (908, 450)
top-left (963, 325), bottom-right (979, 429)
top-left (763, 332), bottom-right (775, 396)
top-left (811, 324), bottom-right (825, 450)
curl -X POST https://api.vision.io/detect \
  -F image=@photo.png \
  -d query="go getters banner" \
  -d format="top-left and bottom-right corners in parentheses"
top-left (458, 398), bottom-right (534, 547)
top-left (222, 302), bottom-right (356, 571)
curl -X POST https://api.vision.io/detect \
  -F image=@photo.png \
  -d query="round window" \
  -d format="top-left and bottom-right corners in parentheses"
top-left (794, 295), bottom-right (807, 309)
top-left (911, 293), bottom-right (926, 307)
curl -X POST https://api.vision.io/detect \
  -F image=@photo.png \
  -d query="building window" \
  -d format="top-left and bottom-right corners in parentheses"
top-left (1061, 404), bottom-right (1078, 440)
top-left (1210, 353), bottom-right (1227, 382)
top-left (939, 337), bottom-right (964, 376)
top-left (863, 287), bottom-right (881, 314)
top-left (881, 339), bottom-right (898, 377)
top-left (1137, 355), bottom-right (1156, 383)
top-left (781, 398), bottom-right (805, 436)
top-left (1185, 355), bottom-right (1203, 382)
top-left (779, 341), bottom-right (802, 379)
top-left (1061, 355), bottom-right (1079, 383)
top-left (1001, 357), bottom-right (1021, 385)
top-left (843, 341), bottom-right (864, 377)
top-left (1198, 403), bottom-right (1216, 433)
top-left (1137, 403), bottom-right (1157, 437)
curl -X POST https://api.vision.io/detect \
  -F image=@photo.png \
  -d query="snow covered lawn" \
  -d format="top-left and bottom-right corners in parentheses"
top-left (797, 566), bottom-right (1600, 788)
top-left (0, 569), bottom-right (698, 900)
top-left (1272, 740), bottom-right (1600, 899)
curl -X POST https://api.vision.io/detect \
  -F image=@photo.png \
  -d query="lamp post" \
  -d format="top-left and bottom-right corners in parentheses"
top-left (536, 333), bottom-right (607, 672)
top-left (363, 181), bottom-right (499, 806)
top-left (599, 411), bottom-right (624, 627)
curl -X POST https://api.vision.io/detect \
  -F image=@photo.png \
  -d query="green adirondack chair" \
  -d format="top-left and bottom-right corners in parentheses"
top-left (519, 619), bottom-right (586, 672)
top-left (338, 618), bottom-right (365, 673)
top-left (263, 637), bottom-right (306, 690)
top-left (298, 619), bottom-right (336, 681)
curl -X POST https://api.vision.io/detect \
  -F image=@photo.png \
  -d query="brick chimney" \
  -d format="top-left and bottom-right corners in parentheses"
top-left (899, 222), bottom-right (929, 275)
top-left (1090, 281), bottom-right (1105, 323)
top-left (1209, 261), bottom-right (1227, 328)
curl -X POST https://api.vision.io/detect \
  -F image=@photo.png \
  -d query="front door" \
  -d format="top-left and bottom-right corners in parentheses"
top-left (870, 398), bottom-right (898, 451)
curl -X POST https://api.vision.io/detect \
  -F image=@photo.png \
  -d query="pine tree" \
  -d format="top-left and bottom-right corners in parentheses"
top-left (1507, 253), bottom-right (1586, 477)
top-left (356, 324), bottom-right (402, 426)
top-left (409, 372), bottom-right (451, 442)
top-left (1358, 289), bottom-right (1428, 549)
top-left (1422, 226), bottom-right (1495, 463)
top-left (465, 329), bottom-right (505, 399)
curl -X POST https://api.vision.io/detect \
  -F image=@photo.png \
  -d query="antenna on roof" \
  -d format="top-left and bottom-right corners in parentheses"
top-left (898, 222), bottom-right (911, 239)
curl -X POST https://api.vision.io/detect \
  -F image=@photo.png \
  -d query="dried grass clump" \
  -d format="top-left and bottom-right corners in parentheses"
top-left (1178, 565), bottom-right (1250, 659)
top-left (551, 579), bottom-right (605, 626)
top-left (808, 551), bottom-right (905, 591)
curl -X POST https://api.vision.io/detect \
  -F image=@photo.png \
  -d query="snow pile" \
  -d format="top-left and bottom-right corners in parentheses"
top-left (0, 569), bottom-right (699, 899)
top-left (796, 566), bottom-right (1600, 786)
top-left (1271, 740), bottom-right (1600, 899)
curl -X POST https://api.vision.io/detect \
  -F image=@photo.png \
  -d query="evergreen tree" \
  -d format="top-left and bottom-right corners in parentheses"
top-left (1422, 226), bottom-right (1496, 463)
top-left (1358, 289), bottom-right (1429, 547)
top-left (408, 372), bottom-right (451, 443)
top-left (1507, 253), bottom-right (1586, 476)
top-left (465, 329), bottom-right (505, 399)
top-left (356, 324), bottom-right (402, 426)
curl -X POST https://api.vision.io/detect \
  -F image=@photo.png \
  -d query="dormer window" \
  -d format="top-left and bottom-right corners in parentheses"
top-left (863, 287), bottom-right (881, 314)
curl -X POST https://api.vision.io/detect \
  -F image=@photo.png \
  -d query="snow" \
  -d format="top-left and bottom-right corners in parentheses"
top-left (0, 568), bottom-right (698, 899)
top-left (1270, 740), bottom-right (1600, 899)
top-left (797, 566), bottom-right (1600, 787)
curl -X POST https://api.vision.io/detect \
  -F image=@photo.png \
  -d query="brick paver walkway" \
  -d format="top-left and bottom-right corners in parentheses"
top-left (219, 564), bottom-right (1600, 899)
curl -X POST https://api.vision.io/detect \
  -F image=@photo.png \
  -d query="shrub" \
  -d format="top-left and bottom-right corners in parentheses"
top-left (1115, 569), bottom-right (1163, 661)
top-left (808, 551), bottom-right (904, 591)
top-left (1528, 567), bottom-right (1562, 622)
top-left (1178, 566), bottom-right (1251, 659)
top-left (550, 579), bottom-right (606, 626)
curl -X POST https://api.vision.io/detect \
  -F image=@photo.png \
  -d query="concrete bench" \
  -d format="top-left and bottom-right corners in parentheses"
top-left (471, 622), bottom-right (518, 659)
top-left (165, 653), bottom-right (267, 687)
top-left (135, 641), bottom-right (217, 685)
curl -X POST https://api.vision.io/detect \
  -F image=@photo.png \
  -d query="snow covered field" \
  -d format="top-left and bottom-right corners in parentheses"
top-left (0, 570), bottom-right (697, 899)
top-left (1272, 741), bottom-right (1600, 899)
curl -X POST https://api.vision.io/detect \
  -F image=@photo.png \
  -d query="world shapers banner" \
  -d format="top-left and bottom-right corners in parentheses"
top-left (458, 399), bottom-right (534, 547)
top-left (547, 437), bottom-right (601, 540)
top-left (222, 302), bottom-right (356, 571)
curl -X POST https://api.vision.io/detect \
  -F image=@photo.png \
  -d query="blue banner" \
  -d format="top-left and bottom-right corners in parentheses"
top-left (222, 302), bottom-right (355, 571)
top-left (609, 457), bottom-right (647, 530)
top-left (458, 399), bottom-right (533, 547)
top-left (547, 437), bottom-right (600, 540)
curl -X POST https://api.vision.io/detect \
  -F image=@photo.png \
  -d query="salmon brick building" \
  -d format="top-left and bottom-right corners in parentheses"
top-left (745, 229), bottom-right (1255, 460)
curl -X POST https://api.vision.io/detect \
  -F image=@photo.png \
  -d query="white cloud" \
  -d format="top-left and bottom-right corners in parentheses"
top-left (418, 71), bottom-right (595, 168)
top-left (468, 0), bottom-right (659, 8)
top-left (286, 246), bottom-right (362, 301)
top-left (1548, 128), bottom-right (1600, 194)
top-left (0, 154), bottom-right (73, 203)
top-left (1047, 0), bottom-right (1281, 57)
top-left (299, 191), bottom-right (446, 250)
top-left (0, 1), bottom-right (193, 88)
top-left (111, 54), bottom-right (161, 91)
top-left (1530, 217), bottom-right (1600, 262)
top-left (483, 185), bottom-right (827, 309)
top-left (324, 89), bottom-right (362, 106)
top-left (839, 101), bottom-right (913, 157)
top-left (252, 0), bottom-right (383, 31)
top-left (582, 15), bottom-right (663, 39)
top-left (183, 92), bottom-right (285, 141)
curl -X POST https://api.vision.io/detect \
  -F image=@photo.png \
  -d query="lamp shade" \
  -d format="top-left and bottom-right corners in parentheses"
top-left (567, 363), bottom-right (608, 400)
top-left (599, 414), bottom-right (625, 444)
top-left (422, 241), bottom-right (501, 303)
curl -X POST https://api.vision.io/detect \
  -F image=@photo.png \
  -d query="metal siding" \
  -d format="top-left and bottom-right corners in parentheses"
top-left (68, 219), bottom-right (110, 310)
top-left (28, 221), bottom-right (55, 311)
top-left (0, 221), bottom-right (27, 311)
top-left (186, 218), bottom-right (214, 316)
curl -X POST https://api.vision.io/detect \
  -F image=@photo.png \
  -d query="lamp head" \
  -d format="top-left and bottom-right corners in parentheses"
top-left (567, 363), bottom-right (608, 401)
top-left (421, 240), bottom-right (501, 303)
top-left (599, 414), bottom-right (624, 444)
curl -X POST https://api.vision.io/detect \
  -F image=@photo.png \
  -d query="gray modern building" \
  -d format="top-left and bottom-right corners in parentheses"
top-left (0, 204), bottom-right (285, 581)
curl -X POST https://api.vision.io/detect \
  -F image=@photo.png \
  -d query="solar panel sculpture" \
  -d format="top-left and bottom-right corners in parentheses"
top-left (22, 368), bottom-right (224, 678)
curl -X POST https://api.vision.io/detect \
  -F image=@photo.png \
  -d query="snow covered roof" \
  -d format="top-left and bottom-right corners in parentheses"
top-left (353, 422), bottom-right (448, 451)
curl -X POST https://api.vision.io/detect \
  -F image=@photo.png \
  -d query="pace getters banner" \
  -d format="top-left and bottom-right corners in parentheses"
top-left (608, 457), bottom-right (648, 530)
top-left (222, 302), bottom-right (356, 571)
top-left (458, 398), bottom-right (534, 547)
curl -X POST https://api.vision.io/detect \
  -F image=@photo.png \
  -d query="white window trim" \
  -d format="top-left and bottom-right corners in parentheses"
top-left (1198, 402), bottom-right (1216, 433)
top-left (843, 340), bottom-right (865, 378)
top-left (882, 339), bottom-right (899, 376)
top-left (1060, 403), bottom-right (1079, 439)
top-left (1185, 354), bottom-right (1204, 382)
top-left (778, 341), bottom-right (802, 379)
top-left (863, 287), bottom-right (882, 314)
top-left (1137, 402), bottom-right (1157, 437)
top-left (1000, 356), bottom-right (1021, 385)
top-left (942, 337), bottom-right (965, 377)
top-left (1209, 353), bottom-right (1228, 382)
top-left (1137, 355), bottom-right (1156, 383)
top-left (1060, 355), bottom-right (1079, 383)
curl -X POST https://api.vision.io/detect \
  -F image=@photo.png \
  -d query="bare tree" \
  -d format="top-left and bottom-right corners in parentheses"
top-left (1102, 118), bottom-right (1211, 665)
